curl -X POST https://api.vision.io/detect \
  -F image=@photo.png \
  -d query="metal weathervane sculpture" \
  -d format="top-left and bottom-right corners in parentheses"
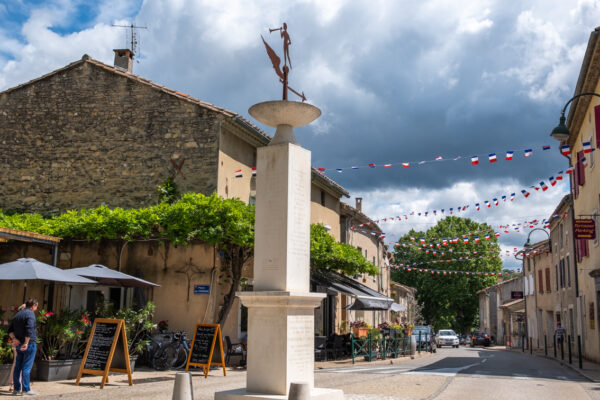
top-left (261, 22), bottom-right (306, 102)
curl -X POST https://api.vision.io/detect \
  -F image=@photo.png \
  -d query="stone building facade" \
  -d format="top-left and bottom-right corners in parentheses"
top-left (0, 53), bottom-right (398, 344)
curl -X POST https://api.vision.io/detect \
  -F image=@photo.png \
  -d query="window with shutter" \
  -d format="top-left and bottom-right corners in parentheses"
top-left (578, 150), bottom-right (586, 186)
top-left (538, 270), bottom-right (544, 293)
top-left (545, 268), bottom-right (551, 293)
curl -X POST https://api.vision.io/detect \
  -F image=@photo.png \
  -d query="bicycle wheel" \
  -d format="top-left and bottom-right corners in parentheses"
top-left (172, 345), bottom-right (189, 370)
top-left (152, 346), bottom-right (172, 371)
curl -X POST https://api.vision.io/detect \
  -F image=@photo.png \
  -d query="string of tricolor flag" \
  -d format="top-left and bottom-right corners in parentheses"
top-left (352, 167), bottom-right (573, 235)
top-left (392, 265), bottom-right (523, 276)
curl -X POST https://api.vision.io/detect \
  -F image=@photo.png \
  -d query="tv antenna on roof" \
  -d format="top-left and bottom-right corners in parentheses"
top-left (112, 23), bottom-right (148, 59)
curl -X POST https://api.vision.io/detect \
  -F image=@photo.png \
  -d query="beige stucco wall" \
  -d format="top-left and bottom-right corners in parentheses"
top-left (310, 186), bottom-right (341, 241)
top-left (217, 127), bottom-right (257, 203)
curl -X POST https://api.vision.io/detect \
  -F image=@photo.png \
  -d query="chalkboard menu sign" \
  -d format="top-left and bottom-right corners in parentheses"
top-left (185, 323), bottom-right (226, 378)
top-left (75, 318), bottom-right (133, 389)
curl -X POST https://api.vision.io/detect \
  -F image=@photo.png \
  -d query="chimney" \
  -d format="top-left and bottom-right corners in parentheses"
top-left (113, 49), bottom-right (133, 73)
top-left (355, 197), bottom-right (362, 212)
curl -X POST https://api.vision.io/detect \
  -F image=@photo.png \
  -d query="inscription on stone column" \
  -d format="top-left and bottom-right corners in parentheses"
top-left (287, 314), bottom-right (313, 383)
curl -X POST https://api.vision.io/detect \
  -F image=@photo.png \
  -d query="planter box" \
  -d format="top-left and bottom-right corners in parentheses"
top-left (129, 355), bottom-right (138, 372)
top-left (0, 363), bottom-right (12, 386)
top-left (352, 327), bottom-right (369, 338)
top-left (36, 359), bottom-right (82, 381)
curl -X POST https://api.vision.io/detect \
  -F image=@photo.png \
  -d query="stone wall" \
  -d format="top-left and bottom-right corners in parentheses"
top-left (0, 60), bottom-right (221, 213)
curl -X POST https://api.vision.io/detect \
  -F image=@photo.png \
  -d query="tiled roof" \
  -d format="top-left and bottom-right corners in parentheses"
top-left (340, 202), bottom-right (382, 233)
top-left (0, 227), bottom-right (61, 244)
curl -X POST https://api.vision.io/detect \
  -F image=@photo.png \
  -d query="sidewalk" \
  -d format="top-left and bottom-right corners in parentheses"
top-left (505, 345), bottom-right (600, 382)
top-left (0, 352), bottom-right (433, 399)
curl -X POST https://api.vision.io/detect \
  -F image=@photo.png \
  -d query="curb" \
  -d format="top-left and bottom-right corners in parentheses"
top-left (504, 348), bottom-right (600, 383)
top-left (315, 351), bottom-right (433, 370)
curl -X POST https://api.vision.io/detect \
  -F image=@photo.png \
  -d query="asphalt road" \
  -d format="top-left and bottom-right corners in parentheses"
top-left (7, 346), bottom-right (599, 399)
top-left (316, 346), bottom-right (600, 399)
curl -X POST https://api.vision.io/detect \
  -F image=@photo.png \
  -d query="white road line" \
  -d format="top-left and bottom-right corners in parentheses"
top-left (481, 358), bottom-right (488, 363)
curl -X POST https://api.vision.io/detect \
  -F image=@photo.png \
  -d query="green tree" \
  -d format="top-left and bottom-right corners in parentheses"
top-left (391, 216), bottom-right (501, 333)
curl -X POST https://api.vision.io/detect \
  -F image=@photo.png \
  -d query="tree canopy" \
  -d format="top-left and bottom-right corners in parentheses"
top-left (310, 224), bottom-right (379, 276)
top-left (391, 216), bottom-right (502, 333)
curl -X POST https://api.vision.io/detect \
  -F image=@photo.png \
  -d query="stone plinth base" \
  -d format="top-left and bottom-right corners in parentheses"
top-left (214, 387), bottom-right (344, 400)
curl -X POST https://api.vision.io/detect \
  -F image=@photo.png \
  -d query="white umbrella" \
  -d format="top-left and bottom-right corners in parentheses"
top-left (0, 258), bottom-right (97, 284)
top-left (69, 264), bottom-right (159, 287)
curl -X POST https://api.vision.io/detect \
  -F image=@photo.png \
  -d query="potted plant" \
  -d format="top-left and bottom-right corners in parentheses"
top-left (0, 328), bottom-right (15, 386)
top-left (113, 302), bottom-right (156, 371)
top-left (350, 321), bottom-right (370, 338)
top-left (35, 310), bottom-right (91, 381)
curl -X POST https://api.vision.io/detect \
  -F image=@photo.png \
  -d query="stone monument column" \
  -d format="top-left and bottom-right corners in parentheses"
top-left (215, 101), bottom-right (343, 400)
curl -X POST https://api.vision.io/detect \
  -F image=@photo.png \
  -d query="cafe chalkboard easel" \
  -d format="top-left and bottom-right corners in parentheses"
top-left (185, 323), bottom-right (226, 378)
top-left (75, 318), bottom-right (133, 389)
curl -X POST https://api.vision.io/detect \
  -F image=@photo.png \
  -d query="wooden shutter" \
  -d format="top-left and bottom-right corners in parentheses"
top-left (545, 268), bottom-right (551, 292)
top-left (595, 105), bottom-right (600, 148)
top-left (538, 270), bottom-right (544, 293)
top-left (573, 163), bottom-right (579, 198)
top-left (578, 150), bottom-right (586, 186)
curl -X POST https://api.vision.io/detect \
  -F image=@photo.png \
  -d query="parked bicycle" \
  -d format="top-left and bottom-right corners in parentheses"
top-left (152, 330), bottom-right (190, 370)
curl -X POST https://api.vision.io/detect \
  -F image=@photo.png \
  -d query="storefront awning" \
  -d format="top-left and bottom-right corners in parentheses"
top-left (311, 269), bottom-right (393, 311)
top-left (391, 303), bottom-right (406, 312)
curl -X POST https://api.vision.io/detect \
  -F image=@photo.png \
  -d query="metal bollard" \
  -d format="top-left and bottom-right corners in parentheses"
top-left (561, 336), bottom-right (565, 361)
top-left (554, 336), bottom-right (557, 358)
top-left (544, 335), bottom-right (547, 356)
top-left (568, 335), bottom-right (572, 364)
top-left (578, 336), bottom-right (583, 369)
top-left (288, 382), bottom-right (311, 400)
top-left (522, 335), bottom-right (525, 352)
top-left (418, 332), bottom-right (421, 354)
top-left (530, 338), bottom-right (532, 355)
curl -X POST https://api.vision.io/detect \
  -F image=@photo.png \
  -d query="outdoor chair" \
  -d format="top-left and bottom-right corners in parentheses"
top-left (326, 334), bottom-right (345, 360)
top-left (225, 336), bottom-right (246, 367)
top-left (314, 336), bottom-right (327, 361)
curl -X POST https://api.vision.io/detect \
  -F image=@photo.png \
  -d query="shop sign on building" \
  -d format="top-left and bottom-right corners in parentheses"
top-left (574, 219), bottom-right (596, 239)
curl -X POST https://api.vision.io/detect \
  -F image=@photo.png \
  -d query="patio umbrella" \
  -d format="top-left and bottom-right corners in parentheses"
top-left (68, 264), bottom-right (159, 287)
top-left (0, 258), bottom-right (97, 284)
top-left (0, 258), bottom-right (97, 303)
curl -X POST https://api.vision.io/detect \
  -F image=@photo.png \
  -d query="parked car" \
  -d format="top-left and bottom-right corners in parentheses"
top-left (412, 325), bottom-right (437, 352)
top-left (437, 329), bottom-right (459, 348)
top-left (458, 334), bottom-right (467, 345)
top-left (470, 331), bottom-right (491, 347)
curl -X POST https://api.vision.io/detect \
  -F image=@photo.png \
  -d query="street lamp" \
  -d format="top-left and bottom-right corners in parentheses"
top-left (523, 228), bottom-right (550, 251)
top-left (548, 92), bottom-right (600, 297)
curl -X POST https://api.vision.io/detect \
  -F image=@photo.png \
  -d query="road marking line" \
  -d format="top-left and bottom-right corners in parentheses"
top-left (481, 358), bottom-right (488, 363)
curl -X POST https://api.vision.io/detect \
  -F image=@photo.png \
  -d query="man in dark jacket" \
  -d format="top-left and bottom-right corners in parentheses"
top-left (8, 298), bottom-right (39, 396)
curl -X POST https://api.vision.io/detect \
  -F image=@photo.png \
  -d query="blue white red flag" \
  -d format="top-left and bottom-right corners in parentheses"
top-left (566, 166), bottom-right (574, 174)
top-left (484, 234), bottom-right (490, 240)
top-left (561, 144), bottom-right (571, 156)
top-left (471, 156), bottom-right (479, 165)
top-left (521, 189), bottom-right (530, 198)
top-left (252, 166), bottom-right (257, 176)
top-left (384, 164), bottom-right (392, 168)
top-left (368, 163), bottom-right (376, 168)
top-left (318, 167), bottom-right (325, 171)
top-left (484, 200), bottom-right (490, 207)
top-left (524, 149), bottom-right (532, 158)
top-left (510, 193), bottom-right (515, 201)
top-left (502, 195), bottom-right (506, 201)
top-left (351, 166), bottom-right (359, 170)
top-left (540, 181), bottom-right (548, 191)
top-left (582, 157), bottom-right (588, 167)
top-left (583, 142), bottom-right (593, 153)
top-left (234, 169), bottom-right (243, 178)
top-left (493, 198), bottom-right (498, 206)
top-left (489, 153), bottom-right (497, 163)
top-left (542, 145), bottom-right (551, 150)
top-left (549, 176), bottom-right (556, 186)
top-left (336, 168), bottom-right (343, 173)
top-left (506, 151), bottom-right (514, 160)
top-left (556, 172), bottom-right (563, 180)
top-left (475, 203), bottom-right (480, 211)
top-left (436, 155), bottom-right (443, 160)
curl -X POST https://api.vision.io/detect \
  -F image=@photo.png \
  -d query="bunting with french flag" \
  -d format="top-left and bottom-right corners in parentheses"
top-left (471, 156), bottom-right (479, 165)
top-left (252, 166), bottom-right (257, 176)
top-left (540, 181), bottom-right (548, 191)
top-left (561, 144), bottom-right (571, 156)
top-left (234, 169), bottom-right (243, 178)
top-left (521, 189), bottom-right (530, 198)
top-left (524, 149), bottom-right (532, 158)
top-left (403, 163), bottom-right (409, 168)
top-left (506, 151), bottom-right (513, 160)
top-left (583, 142), bottom-right (593, 153)
top-left (489, 153), bottom-right (497, 163)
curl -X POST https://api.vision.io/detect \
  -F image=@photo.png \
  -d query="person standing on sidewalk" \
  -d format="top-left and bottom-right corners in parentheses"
top-left (554, 321), bottom-right (566, 355)
top-left (8, 298), bottom-right (39, 396)
top-left (8, 304), bottom-right (26, 392)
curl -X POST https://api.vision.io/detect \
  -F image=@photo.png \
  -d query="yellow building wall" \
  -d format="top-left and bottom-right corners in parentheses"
top-left (310, 186), bottom-right (341, 241)
top-left (217, 129), bottom-right (257, 203)
top-left (571, 83), bottom-right (600, 362)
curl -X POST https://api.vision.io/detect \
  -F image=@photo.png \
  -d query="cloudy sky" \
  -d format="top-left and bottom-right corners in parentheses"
top-left (2, 0), bottom-right (598, 269)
